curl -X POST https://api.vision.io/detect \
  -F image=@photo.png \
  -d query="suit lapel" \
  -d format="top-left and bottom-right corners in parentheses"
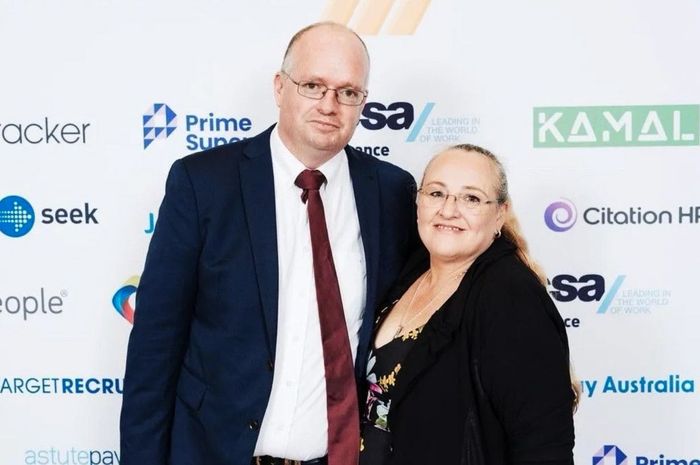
top-left (239, 127), bottom-right (279, 358)
top-left (347, 148), bottom-right (380, 377)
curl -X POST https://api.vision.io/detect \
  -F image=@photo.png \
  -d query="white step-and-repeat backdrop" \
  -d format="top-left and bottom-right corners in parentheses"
top-left (2, 0), bottom-right (699, 463)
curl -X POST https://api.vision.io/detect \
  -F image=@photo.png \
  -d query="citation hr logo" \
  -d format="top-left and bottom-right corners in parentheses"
top-left (545, 199), bottom-right (700, 231)
top-left (593, 444), bottom-right (700, 465)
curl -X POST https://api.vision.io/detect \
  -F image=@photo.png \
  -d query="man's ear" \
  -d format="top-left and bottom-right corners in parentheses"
top-left (273, 73), bottom-right (283, 107)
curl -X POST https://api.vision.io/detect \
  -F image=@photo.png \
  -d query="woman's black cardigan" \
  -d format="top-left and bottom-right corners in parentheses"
top-left (366, 237), bottom-right (575, 465)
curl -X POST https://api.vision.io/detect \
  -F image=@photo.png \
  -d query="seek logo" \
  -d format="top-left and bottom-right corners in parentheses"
top-left (0, 195), bottom-right (99, 238)
top-left (42, 203), bottom-right (98, 224)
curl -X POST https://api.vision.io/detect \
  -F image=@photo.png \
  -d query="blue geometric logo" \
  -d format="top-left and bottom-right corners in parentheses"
top-left (593, 445), bottom-right (628, 465)
top-left (0, 195), bottom-right (35, 238)
top-left (143, 103), bottom-right (177, 149)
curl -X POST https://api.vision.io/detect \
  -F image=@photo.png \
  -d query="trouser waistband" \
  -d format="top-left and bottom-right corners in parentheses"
top-left (251, 455), bottom-right (328, 465)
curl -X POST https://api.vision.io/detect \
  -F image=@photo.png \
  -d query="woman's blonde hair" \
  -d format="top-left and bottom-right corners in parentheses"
top-left (426, 143), bottom-right (581, 410)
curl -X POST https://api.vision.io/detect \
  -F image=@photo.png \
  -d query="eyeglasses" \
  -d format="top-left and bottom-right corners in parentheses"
top-left (281, 71), bottom-right (368, 106)
top-left (417, 188), bottom-right (498, 214)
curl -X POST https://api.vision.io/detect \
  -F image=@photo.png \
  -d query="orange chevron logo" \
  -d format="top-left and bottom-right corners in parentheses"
top-left (321, 0), bottom-right (432, 35)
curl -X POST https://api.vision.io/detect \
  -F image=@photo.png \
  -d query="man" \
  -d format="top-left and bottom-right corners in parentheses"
top-left (120, 22), bottom-right (417, 465)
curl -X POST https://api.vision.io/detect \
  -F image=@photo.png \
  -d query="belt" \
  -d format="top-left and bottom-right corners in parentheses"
top-left (252, 456), bottom-right (328, 465)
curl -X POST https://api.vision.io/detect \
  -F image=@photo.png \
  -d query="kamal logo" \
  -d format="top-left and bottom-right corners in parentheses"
top-left (143, 103), bottom-right (177, 149)
top-left (593, 445), bottom-right (628, 465)
top-left (534, 104), bottom-right (699, 147)
top-left (322, 0), bottom-right (432, 35)
top-left (112, 276), bottom-right (139, 324)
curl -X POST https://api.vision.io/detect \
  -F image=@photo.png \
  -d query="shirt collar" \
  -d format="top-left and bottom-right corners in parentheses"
top-left (270, 125), bottom-right (345, 190)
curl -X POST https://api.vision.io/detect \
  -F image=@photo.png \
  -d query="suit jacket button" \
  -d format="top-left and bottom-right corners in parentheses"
top-left (267, 360), bottom-right (274, 371)
top-left (249, 419), bottom-right (260, 430)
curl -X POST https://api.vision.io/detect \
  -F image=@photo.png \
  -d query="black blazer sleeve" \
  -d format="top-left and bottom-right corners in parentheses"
top-left (476, 262), bottom-right (575, 465)
top-left (120, 159), bottom-right (201, 465)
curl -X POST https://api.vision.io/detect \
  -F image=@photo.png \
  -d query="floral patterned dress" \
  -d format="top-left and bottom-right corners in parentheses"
top-left (360, 301), bottom-right (424, 465)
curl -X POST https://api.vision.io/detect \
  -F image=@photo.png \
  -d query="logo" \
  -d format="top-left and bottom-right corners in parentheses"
top-left (354, 101), bottom-right (480, 156)
top-left (24, 448), bottom-right (120, 465)
top-left (534, 104), bottom-right (699, 147)
top-left (144, 212), bottom-right (156, 234)
top-left (0, 288), bottom-right (67, 321)
top-left (581, 375), bottom-right (695, 398)
top-left (545, 200), bottom-right (700, 230)
top-left (322, 0), bottom-right (432, 35)
top-left (593, 445), bottom-right (628, 465)
top-left (549, 274), bottom-right (671, 315)
top-left (544, 199), bottom-right (577, 232)
top-left (0, 117), bottom-right (91, 145)
top-left (592, 444), bottom-right (700, 465)
top-left (0, 377), bottom-right (123, 394)
top-left (141, 103), bottom-right (255, 151)
top-left (0, 195), bottom-right (35, 237)
top-left (112, 276), bottom-right (139, 324)
top-left (0, 196), bottom-right (99, 238)
top-left (143, 103), bottom-right (177, 149)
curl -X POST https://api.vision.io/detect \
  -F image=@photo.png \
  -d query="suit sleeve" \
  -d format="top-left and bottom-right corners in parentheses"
top-left (120, 159), bottom-right (202, 465)
top-left (477, 269), bottom-right (575, 465)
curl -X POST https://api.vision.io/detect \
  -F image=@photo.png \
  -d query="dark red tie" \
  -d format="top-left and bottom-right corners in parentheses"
top-left (295, 169), bottom-right (360, 465)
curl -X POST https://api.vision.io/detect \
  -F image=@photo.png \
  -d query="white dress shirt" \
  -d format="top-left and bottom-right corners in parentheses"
top-left (253, 127), bottom-right (367, 460)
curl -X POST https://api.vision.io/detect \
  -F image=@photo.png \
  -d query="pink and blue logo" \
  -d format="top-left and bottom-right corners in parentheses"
top-left (112, 276), bottom-right (139, 324)
top-left (545, 199), bottom-right (577, 232)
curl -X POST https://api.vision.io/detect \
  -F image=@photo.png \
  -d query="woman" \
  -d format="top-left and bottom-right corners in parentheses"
top-left (360, 144), bottom-right (577, 465)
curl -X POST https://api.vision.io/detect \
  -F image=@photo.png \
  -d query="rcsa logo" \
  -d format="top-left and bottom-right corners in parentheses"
top-left (545, 199), bottom-right (700, 231)
top-left (534, 104), bottom-right (699, 147)
top-left (593, 444), bottom-right (700, 465)
top-left (549, 274), bottom-right (671, 316)
top-left (112, 276), bottom-right (139, 324)
top-left (355, 101), bottom-right (480, 156)
top-left (0, 195), bottom-right (98, 238)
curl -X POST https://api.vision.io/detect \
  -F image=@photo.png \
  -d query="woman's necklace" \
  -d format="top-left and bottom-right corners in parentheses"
top-left (393, 268), bottom-right (465, 338)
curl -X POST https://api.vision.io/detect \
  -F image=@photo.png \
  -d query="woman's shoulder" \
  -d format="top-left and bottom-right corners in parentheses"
top-left (473, 253), bottom-right (559, 328)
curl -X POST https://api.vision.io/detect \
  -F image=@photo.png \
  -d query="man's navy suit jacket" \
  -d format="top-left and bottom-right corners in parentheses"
top-left (120, 125), bottom-right (418, 465)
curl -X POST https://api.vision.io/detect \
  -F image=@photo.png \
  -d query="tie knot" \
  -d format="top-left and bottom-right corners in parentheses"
top-left (295, 170), bottom-right (326, 202)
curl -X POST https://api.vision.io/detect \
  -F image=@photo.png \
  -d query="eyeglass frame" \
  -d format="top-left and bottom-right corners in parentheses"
top-left (280, 70), bottom-right (368, 106)
top-left (416, 187), bottom-right (501, 213)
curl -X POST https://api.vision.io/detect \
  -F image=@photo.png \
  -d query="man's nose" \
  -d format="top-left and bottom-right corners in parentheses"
top-left (317, 89), bottom-right (340, 114)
